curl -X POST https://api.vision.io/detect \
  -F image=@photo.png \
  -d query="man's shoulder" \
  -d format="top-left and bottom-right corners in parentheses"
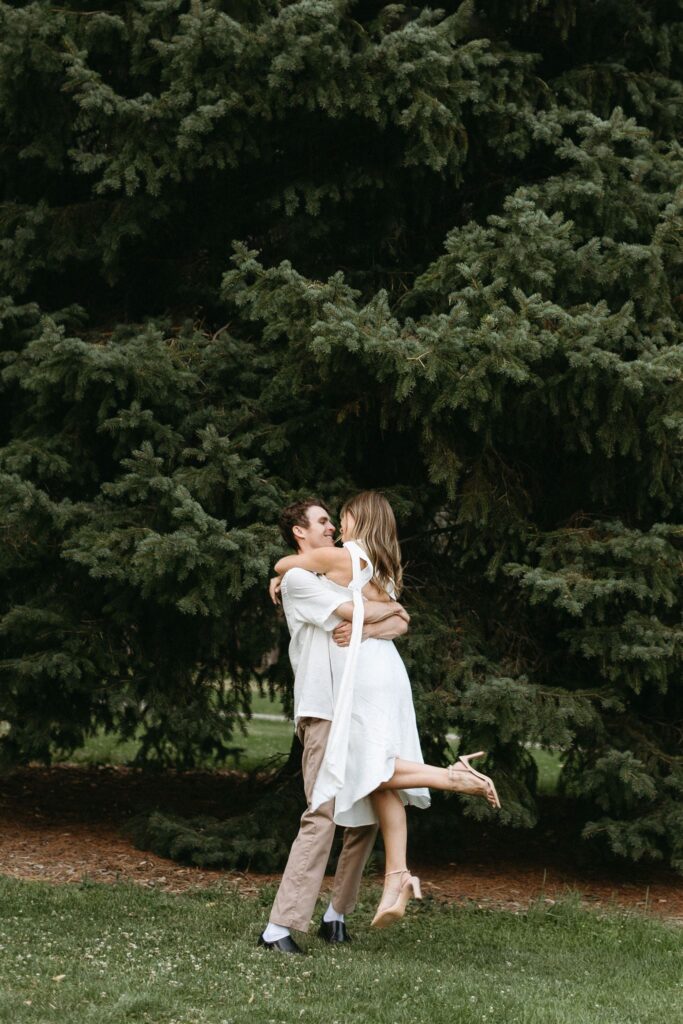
top-left (281, 566), bottom-right (319, 588)
top-left (281, 567), bottom-right (331, 596)
top-left (282, 566), bottom-right (317, 581)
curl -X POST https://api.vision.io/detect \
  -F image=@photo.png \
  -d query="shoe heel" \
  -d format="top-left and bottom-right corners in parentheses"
top-left (371, 869), bottom-right (420, 928)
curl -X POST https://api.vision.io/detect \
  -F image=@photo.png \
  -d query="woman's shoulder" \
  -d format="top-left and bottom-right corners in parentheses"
top-left (343, 539), bottom-right (369, 559)
top-left (344, 540), bottom-right (373, 571)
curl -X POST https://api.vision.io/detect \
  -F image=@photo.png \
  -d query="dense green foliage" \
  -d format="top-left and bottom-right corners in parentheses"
top-left (1, 1), bottom-right (682, 869)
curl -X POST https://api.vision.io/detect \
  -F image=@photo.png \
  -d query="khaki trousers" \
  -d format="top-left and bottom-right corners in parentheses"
top-left (269, 717), bottom-right (378, 932)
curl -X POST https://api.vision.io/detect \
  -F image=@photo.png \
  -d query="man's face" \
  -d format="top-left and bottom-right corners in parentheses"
top-left (294, 505), bottom-right (335, 551)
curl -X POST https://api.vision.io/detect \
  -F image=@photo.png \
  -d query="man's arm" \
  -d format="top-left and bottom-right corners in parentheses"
top-left (272, 568), bottom-right (379, 633)
top-left (268, 567), bottom-right (408, 634)
top-left (332, 613), bottom-right (408, 647)
top-left (335, 599), bottom-right (409, 624)
top-left (364, 615), bottom-right (409, 640)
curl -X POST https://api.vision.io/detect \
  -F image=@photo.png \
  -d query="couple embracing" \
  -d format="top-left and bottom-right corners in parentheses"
top-left (258, 492), bottom-right (500, 954)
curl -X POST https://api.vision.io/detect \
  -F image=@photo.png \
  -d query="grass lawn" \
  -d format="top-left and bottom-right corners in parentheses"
top-left (0, 876), bottom-right (679, 1024)
top-left (53, 691), bottom-right (293, 773)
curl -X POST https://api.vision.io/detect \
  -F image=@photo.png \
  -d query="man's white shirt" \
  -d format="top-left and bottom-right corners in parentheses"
top-left (280, 567), bottom-right (343, 725)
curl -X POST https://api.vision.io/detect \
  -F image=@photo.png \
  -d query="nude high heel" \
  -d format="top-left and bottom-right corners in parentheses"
top-left (448, 750), bottom-right (502, 809)
top-left (371, 868), bottom-right (422, 929)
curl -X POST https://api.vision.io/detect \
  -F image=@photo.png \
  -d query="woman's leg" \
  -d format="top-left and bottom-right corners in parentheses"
top-left (370, 789), bottom-right (407, 872)
top-left (378, 757), bottom-right (498, 805)
top-left (370, 789), bottom-right (410, 913)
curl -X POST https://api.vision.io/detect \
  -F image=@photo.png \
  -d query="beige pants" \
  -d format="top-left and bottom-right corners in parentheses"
top-left (269, 716), bottom-right (378, 932)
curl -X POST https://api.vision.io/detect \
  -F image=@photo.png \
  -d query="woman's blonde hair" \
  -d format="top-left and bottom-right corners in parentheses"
top-left (340, 491), bottom-right (403, 597)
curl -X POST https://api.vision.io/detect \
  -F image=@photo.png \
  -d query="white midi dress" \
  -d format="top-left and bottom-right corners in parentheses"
top-left (311, 540), bottom-right (431, 827)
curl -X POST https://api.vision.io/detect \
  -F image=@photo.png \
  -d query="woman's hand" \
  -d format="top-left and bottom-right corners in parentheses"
top-left (269, 576), bottom-right (282, 606)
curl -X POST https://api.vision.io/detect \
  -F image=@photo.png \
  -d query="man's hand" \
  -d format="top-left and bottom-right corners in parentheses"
top-left (395, 604), bottom-right (410, 625)
top-left (332, 621), bottom-right (353, 647)
top-left (269, 575), bottom-right (282, 606)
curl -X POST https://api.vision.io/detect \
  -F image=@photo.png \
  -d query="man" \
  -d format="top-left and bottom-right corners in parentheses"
top-left (258, 498), bottom-right (409, 954)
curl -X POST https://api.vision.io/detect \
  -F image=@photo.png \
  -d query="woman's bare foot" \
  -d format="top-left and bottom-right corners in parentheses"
top-left (447, 757), bottom-right (501, 808)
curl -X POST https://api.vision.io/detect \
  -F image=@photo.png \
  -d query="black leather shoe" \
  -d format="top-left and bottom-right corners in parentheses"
top-left (257, 933), bottom-right (304, 954)
top-left (318, 919), bottom-right (351, 944)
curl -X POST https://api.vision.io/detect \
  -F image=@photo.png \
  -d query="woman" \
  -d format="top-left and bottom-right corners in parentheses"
top-left (273, 491), bottom-right (501, 927)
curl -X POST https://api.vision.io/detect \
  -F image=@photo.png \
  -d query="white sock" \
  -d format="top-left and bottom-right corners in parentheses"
top-left (263, 922), bottom-right (290, 942)
top-left (323, 901), bottom-right (344, 924)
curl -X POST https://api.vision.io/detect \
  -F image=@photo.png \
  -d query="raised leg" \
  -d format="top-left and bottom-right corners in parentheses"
top-left (377, 756), bottom-right (500, 807)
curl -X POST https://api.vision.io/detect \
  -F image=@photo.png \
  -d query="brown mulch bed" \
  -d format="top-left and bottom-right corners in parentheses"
top-left (1, 764), bottom-right (681, 922)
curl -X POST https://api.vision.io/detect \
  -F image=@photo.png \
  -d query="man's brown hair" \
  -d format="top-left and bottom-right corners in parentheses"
top-left (278, 497), bottom-right (331, 551)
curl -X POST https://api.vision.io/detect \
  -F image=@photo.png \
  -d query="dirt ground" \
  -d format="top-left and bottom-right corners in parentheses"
top-left (1, 764), bottom-right (681, 923)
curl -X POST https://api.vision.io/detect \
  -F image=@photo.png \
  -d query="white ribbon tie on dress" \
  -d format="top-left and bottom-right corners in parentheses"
top-left (311, 540), bottom-right (373, 812)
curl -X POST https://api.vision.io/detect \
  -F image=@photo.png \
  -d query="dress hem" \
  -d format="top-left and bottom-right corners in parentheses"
top-left (331, 754), bottom-right (431, 827)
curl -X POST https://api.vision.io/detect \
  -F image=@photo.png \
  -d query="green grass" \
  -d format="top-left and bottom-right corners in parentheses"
top-left (232, 717), bottom-right (292, 771)
top-left (0, 876), bottom-right (679, 1024)
top-left (249, 690), bottom-right (287, 717)
top-left (531, 748), bottom-right (564, 796)
top-left (57, 730), bottom-right (142, 767)
top-left (54, 721), bottom-right (293, 773)
top-left (52, 690), bottom-right (292, 772)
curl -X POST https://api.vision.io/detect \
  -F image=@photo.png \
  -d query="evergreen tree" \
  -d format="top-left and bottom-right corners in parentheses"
top-left (1, 1), bottom-right (681, 869)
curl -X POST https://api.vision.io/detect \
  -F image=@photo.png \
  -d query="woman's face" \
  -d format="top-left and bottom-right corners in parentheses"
top-left (340, 510), bottom-right (355, 540)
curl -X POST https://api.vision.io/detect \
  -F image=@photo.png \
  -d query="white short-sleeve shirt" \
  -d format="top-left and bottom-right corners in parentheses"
top-left (280, 568), bottom-right (343, 725)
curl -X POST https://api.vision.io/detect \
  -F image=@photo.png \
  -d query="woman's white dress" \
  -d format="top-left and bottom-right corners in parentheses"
top-left (311, 541), bottom-right (431, 827)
